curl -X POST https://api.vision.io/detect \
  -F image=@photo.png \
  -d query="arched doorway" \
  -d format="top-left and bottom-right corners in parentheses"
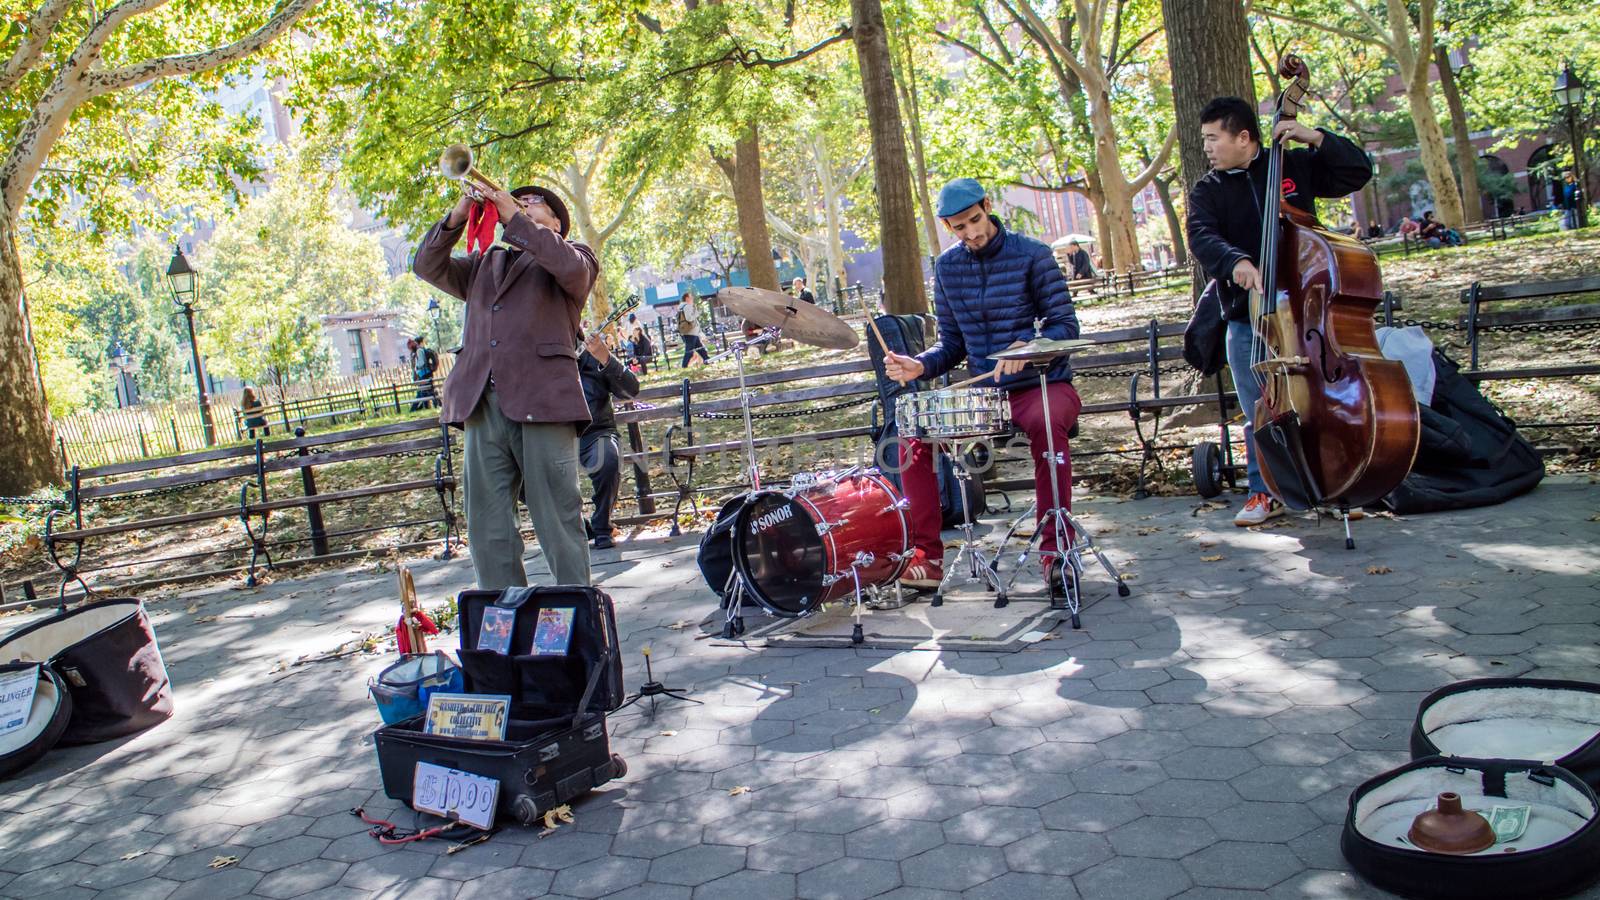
top-left (1482, 154), bottom-right (1514, 219)
top-left (1527, 144), bottom-right (1557, 211)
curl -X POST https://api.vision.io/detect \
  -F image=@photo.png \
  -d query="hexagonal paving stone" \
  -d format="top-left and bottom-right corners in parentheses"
top-left (1182, 840), bottom-right (1303, 890)
top-left (844, 818), bottom-right (945, 861)
top-left (165, 866), bottom-right (264, 900)
top-left (695, 869), bottom-right (797, 900)
top-left (1229, 766), bottom-right (1339, 803)
top-left (1106, 816), bottom-right (1219, 859)
top-left (885, 786), bottom-right (984, 822)
top-left (923, 754), bottom-right (1020, 787)
top-left (1159, 746), bottom-right (1260, 781)
top-left (751, 779), bottom-right (840, 813)
top-left (252, 859), bottom-right (349, 899)
top-left (613, 821), bottom-right (705, 859)
top-left (959, 727), bottom-right (1046, 756)
top-left (941, 805), bottom-right (1044, 847)
top-left (1098, 730), bottom-right (1193, 761)
top-left (1209, 801), bottom-right (1323, 844)
top-left (796, 856), bottom-right (903, 900)
top-left (517, 830), bottom-right (615, 869)
top-left (456, 865), bottom-right (556, 900)
top-left (239, 834), bottom-right (329, 871)
top-left (1041, 713), bottom-right (1132, 744)
top-left (1076, 855), bottom-right (1194, 900)
top-left (1250, 732), bottom-right (1352, 767)
top-left (71, 850), bottom-right (170, 890)
top-left (1039, 792), bottom-right (1145, 832)
top-left (1183, 718), bottom-right (1275, 748)
top-left (1011, 741), bottom-right (1105, 776)
top-left (705, 809), bottom-right (795, 846)
top-left (1265, 706), bottom-right (1364, 736)
top-left (747, 831), bottom-right (845, 873)
top-left (1135, 780), bottom-right (1242, 818)
top-left (335, 850), bottom-right (436, 891)
top-left (961, 871), bottom-right (1081, 900)
top-left (1003, 828), bottom-right (1113, 875)
top-left (902, 843), bottom-right (1007, 890)
top-left (92, 876), bottom-right (182, 900)
top-left (549, 855), bottom-right (651, 899)
top-left (648, 844), bottom-right (747, 886)
top-left (1071, 760), bottom-right (1168, 795)
top-left (795, 798), bottom-right (890, 835)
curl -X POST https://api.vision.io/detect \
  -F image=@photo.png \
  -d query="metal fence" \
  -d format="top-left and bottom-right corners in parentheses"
top-left (54, 357), bottom-right (456, 468)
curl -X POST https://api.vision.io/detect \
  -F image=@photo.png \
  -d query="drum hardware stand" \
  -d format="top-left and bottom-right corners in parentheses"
top-left (933, 440), bottom-right (1005, 609)
top-left (615, 646), bottom-right (700, 717)
top-left (997, 358), bottom-right (1131, 629)
top-left (709, 328), bottom-right (780, 491)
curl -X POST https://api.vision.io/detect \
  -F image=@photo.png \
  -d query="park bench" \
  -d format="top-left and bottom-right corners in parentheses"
top-left (43, 417), bottom-right (457, 599)
top-left (1400, 212), bottom-right (1546, 257)
top-left (1456, 275), bottom-right (1600, 434)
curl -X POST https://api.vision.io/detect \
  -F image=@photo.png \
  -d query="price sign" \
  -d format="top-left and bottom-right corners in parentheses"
top-left (0, 666), bottom-right (38, 738)
top-left (412, 762), bottom-right (498, 830)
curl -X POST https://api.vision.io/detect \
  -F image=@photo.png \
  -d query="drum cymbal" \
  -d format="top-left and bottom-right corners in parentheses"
top-left (716, 287), bottom-right (860, 350)
top-left (991, 337), bottom-right (1099, 362)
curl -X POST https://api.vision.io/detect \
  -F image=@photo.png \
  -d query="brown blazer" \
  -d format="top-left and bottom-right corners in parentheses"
top-left (412, 212), bottom-right (598, 427)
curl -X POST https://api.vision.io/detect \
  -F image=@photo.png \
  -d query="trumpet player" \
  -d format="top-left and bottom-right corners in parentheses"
top-left (413, 170), bottom-right (598, 590)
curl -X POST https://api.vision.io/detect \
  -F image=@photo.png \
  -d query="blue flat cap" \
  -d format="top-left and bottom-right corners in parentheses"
top-left (936, 178), bottom-right (987, 218)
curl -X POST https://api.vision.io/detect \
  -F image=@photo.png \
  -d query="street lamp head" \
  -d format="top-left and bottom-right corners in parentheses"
top-left (167, 245), bottom-right (197, 306)
top-left (1554, 61), bottom-right (1587, 110)
top-left (107, 339), bottom-right (129, 370)
top-left (426, 297), bottom-right (441, 319)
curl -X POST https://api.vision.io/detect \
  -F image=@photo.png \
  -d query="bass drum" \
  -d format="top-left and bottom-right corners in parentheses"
top-left (733, 471), bottom-right (910, 617)
top-left (0, 598), bottom-right (173, 745)
top-left (0, 662), bottom-right (72, 780)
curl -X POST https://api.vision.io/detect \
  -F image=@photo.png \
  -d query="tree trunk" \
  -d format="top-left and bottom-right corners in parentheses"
top-left (1406, 85), bottom-right (1467, 229)
top-left (563, 181), bottom-right (612, 319)
top-left (716, 124), bottom-right (780, 292)
top-left (1160, 0), bottom-right (1257, 196)
top-left (892, 33), bottom-right (942, 262)
top-left (852, 0), bottom-right (926, 314)
top-left (1087, 101), bottom-right (1141, 273)
top-left (0, 215), bottom-right (64, 493)
top-left (1433, 43), bottom-right (1482, 224)
top-left (1086, 176), bottom-right (1113, 271)
top-left (811, 136), bottom-right (850, 294)
top-left (1153, 177), bottom-right (1188, 265)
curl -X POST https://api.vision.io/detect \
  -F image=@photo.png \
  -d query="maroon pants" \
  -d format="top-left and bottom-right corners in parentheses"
top-left (899, 381), bottom-right (1082, 564)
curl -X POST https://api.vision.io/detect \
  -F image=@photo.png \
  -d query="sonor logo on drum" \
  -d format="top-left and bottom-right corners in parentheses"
top-left (750, 505), bottom-right (796, 535)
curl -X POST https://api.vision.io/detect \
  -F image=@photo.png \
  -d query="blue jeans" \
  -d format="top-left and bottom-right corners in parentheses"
top-left (1225, 319), bottom-right (1268, 493)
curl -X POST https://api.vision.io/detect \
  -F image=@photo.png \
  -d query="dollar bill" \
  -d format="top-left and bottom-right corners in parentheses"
top-left (1488, 804), bottom-right (1531, 843)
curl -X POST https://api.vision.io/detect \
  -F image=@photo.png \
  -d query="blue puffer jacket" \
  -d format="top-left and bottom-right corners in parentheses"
top-left (915, 217), bottom-right (1079, 390)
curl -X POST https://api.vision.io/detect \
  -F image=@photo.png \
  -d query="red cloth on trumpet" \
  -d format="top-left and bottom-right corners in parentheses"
top-left (395, 608), bottom-right (440, 654)
top-left (465, 201), bottom-right (499, 253)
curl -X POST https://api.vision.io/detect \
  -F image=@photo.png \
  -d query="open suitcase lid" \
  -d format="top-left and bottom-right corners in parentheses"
top-left (456, 587), bottom-right (625, 714)
top-left (0, 662), bottom-right (73, 781)
top-left (1411, 678), bottom-right (1600, 790)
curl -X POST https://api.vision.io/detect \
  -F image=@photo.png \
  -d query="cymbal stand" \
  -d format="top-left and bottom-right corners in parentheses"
top-left (999, 361), bottom-right (1131, 628)
top-left (708, 328), bottom-right (779, 491)
top-left (933, 438), bottom-right (1006, 610)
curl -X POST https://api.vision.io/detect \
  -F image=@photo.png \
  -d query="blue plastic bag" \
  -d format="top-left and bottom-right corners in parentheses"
top-left (369, 652), bottom-right (463, 725)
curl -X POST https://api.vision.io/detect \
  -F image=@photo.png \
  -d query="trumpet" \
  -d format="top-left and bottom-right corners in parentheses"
top-left (439, 143), bottom-right (503, 200)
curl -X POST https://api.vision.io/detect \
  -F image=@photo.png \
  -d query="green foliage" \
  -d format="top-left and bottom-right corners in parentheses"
top-left (196, 149), bottom-right (392, 389)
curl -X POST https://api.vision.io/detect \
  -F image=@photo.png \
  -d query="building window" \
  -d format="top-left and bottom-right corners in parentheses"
top-left (348, 330), bottom-right (367, 372)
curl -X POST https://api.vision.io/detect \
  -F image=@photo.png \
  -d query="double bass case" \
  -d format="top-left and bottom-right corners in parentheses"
top-left (373, 586), bottom-right (627, 827)
top-left (1410, 679), bottom-right (1600, 790)
top-left (1342, 756), bottom-right (1600, 899)
top-left (0, 598), bottom-right (174, 747)
top-left (0, 662), bottom-right (72, 780)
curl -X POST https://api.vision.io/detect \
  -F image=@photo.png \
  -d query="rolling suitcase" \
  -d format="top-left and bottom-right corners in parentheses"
top-left (373, 586), bottom-right (627, 827)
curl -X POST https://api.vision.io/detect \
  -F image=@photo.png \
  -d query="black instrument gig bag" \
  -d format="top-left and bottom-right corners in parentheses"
top-left (373, 586), bottom-right (627, 827)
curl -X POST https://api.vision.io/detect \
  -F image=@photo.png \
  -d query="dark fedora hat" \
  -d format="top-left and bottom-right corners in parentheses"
top-left (509, 185), bottom-right (571, 237)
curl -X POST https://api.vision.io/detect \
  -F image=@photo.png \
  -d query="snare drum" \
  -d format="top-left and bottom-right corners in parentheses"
top-left (732, 471), bottom-right (910, 617)
top-left (896, 387), bottom-right (1010, 440)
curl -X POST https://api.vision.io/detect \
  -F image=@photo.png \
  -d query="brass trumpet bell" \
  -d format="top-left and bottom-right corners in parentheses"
top-left (438, 144), bottom-right (503, 197)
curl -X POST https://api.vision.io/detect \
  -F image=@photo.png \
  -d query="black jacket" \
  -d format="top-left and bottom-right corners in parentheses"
top-left (578, 350), bottom-right (640, 436)
top-left (1186, 128), bottom-right (1372, 321)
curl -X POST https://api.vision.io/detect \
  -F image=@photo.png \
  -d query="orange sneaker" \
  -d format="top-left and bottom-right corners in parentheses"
top-left (1234, 492), bottom-right (1285, 527)
top-left (899, 549), bottom-right (944, 590)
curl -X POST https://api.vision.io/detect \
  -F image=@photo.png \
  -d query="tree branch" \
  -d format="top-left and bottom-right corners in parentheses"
top-left (599, 167), bottom-right (652, 243)
top-left (973, 2), bottom-right (1016, 66)
top-left (0, 0), bottom-right (76, 94)
top-left (85, 0), bottom-right (323, 96)
top-left (1107, 27), bottom-right (1159, 79)
top-left (1129, 126), bottom-right (1179, 191)
top-left (933, 28), bottom-right (1013, 81)
top-left (1255, 7), bottom-right (1388, 49)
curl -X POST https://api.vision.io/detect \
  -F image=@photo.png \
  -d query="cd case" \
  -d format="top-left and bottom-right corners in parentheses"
top-left (532, 608), bottom-right (575, 656)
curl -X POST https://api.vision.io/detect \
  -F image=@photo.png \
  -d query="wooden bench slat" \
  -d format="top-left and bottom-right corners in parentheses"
top-left (624, 426), bottom-right (876, 463)
top-left (1467, 303), bottom-right (1600, 328)
top-left (77, 462), bottom-right (261, 500)
top-left (244, 478), bottom-right (450, 513)
top-left (79, 443), bottom-right (262, 478)
top-left (256, 436), bottom-right (445, 475)
top-left (620, 380), bottom-right (879, 425)
top-left (52, 506), bottom-right (240, 540)
top-left (1460, 276), bottom-right (1600, 304)
top-left (1465, 365), bottom-right (1600, 381)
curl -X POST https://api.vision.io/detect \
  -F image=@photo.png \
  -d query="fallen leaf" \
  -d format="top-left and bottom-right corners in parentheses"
top-left (728, 786), bottom-right (751, 796)
top-left (120, 851), bottom-right (146, 861)
top-left (666, 620), bottom-right (692, 631)
top-left (658, 730), bottom-right (678, 737)
top-left (195, 615), bottom-right (220, 624)
top-left (209, 855), bottom-right (238, 869)
top-left (1367, 566), bottom-right (1393, 575)
top-left (1135, 527), bottom-right (1160, 536)
top-left (1200, 555), bottom-right (1225, 562)
top-left (537, 827), bottom-right (558, 839)
top-left (541, 804), bottom-right (575, 830)
top-left (660, 560), bottom-right (675, 568)
top-left (185, 604), bottom-right (200, 614)
top-left (1197, 541), bottom-right (1217, 549)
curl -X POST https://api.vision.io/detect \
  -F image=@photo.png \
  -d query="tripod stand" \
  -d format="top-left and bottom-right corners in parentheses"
top-left (932, 439), bottom-right (1006, 609)
top-left (614, 646), bottom-right (701, 717)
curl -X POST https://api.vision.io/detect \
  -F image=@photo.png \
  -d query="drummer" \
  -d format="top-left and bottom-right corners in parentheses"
top-left (883, 178), bottom-right (1082, 593)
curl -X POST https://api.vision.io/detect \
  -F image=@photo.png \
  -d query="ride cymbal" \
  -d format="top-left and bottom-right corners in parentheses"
top-left (716, 287), bottom-right (860, 350)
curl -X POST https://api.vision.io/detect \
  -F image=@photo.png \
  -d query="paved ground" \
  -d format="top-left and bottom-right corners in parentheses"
top-left (3, 476), bottom-right (1599, 900)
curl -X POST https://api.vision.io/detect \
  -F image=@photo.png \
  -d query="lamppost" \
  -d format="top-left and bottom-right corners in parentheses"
top-left (106, 339), bottom-right (138, 408)
top-left (1554, 61), bottom-right (1590, 229)
top-left (426, 296), bottom-right (443, 349)
top-left (167, 246), bottom-right (216, 446)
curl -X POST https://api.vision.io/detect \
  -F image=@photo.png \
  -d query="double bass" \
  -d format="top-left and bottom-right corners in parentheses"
top-left (1246, 55), bottom-right (1420, 542)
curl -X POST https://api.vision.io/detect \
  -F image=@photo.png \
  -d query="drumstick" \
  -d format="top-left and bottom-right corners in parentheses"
top-left (946, 369), bottom-right (1001, 390)
top-left (864, 309), bottom-right (891, 357)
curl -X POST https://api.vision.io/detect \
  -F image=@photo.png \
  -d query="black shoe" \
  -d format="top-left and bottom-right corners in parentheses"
top-left (1048, 558), bottom-right (1067, 608)
top-left (593, 535), bottom-right (615, 550)
top-left (585, 522), bottom-right (596, 540)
